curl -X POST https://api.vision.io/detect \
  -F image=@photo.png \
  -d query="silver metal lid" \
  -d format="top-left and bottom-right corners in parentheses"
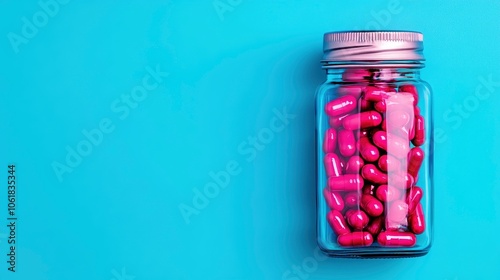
top-left (322, 31), bottom-right (424, 68)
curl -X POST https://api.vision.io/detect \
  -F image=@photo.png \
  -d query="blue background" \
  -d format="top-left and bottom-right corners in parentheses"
top-left (1, 0), bottom-right (499, 279)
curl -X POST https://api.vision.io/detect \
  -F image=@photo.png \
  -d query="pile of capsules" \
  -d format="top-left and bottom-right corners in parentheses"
top-left (323, 69), bottom-right (426, 247)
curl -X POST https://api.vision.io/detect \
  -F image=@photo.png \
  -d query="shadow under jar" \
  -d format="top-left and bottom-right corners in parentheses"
top-left (316, 31), bottom-right (433, 258)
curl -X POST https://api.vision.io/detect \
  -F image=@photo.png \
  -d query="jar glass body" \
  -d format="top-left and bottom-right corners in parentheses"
top-left (316, 67), bottom-right (433, 257)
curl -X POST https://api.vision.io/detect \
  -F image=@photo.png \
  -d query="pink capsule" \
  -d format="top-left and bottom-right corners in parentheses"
top-left (323, 153), bottom-right (343, 177)
top-left (372, 131), bottom-right (410, 158)
top-left (377, 231), bottom-right (416, 247)
top-left (342, 69), bottom-right (371, 82)
top-left (374, 101), bottom-right (386, 112)
top-left (338, 129), bottom-right (357, 157)
top-left (361, 164), bottom-right (387, 184)
top-left (342, 111), bottom-right (382, 130)
top-left (357, 137), bottom-right (380, 162)
top-left (362, 184), bottom-right (376, 195)
top-left (337, 232), bottom-right (373, 247)
top-left (360, 99), bottom-right (373, 111)
top-left (387, 110), bottom-right (411, 128)
top-left (329, 174), bottom-right (364, 191)
top-left (363, 86), bottom-right (390, 102)
top-left (386, 199), bottom-right (409, 224)
top-left (409, 203), bottom-right (425, 234)
top-left (375, 185), bottom-right (401, 202)
top-left (389, 172), bottom-right (415, 189)
top-left (346, 210), bottom-right (370, 230)
top-left (323, 128), bottom-right (337, 153)
top-left (325, 95), bottom-right (357, 117)
top-left (406, 186), bottom-right (423, 213)
top-left (407, 147), bottom-right (424, 178)
top-left (398, 85), bottom-right (419, 106)
top-left (412, 115), bottom-right (425, 146)
top-left (329, 114), bottom-right (350, 128)
top-left (344, 192), bottom-right (361, 208)
top-left (360, 194), bottom-right (384, 217)
top-left (338, 85), bottom-right (364, 98)
top-left (345, 155), bottom-right (364, 174)
top-left (327, 210), bottom-right (351, 236)
top-left (323, 188), bottom-right (344, 211)
top-left (357, 129), bottom-right (370, 139)
top-left (365, 216), bottom-right (384, 237)
top-left (378, 154), bottom-right (401, 172)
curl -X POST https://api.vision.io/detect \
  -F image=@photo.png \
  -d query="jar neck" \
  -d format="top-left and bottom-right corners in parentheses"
top-left (326, 68), bottom-right (421, 83)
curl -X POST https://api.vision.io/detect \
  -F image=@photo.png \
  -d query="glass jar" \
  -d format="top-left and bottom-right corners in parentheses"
top-left (316, 31), bottom-right (433, 257)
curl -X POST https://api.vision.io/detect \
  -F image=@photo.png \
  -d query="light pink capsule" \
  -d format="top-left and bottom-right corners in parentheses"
top-left (323, 128), bottom-right (337, 153)
top-left (372, 131), bottom-right (410, 158)
top-left (389, 172), bottom-right (415, 189)
top-left (362, 184), bottom-right (376, 195)
top-left (407, 147), bottom-right (424, 177)
top-left (357, 137), bottom-right (380, 162)
top-left (366, 216), bottom-right (384, 237)
top-left (344, 192), bottom-right (361, 208)
top-left (363, 86), bottom-right (390, 102)
top-left (375, 185), bottom-right (401, 202)
top-left (337, 232), bottom-right (373, 247)
top-left (338, 85), bottom-right (364, 98)
top-left (409, 203), bottom-right (425, 234)
top-left (323, 153), bottom-right (343, 177)
top-left (360, 194), bottom-right (384, 217)
top-left (342, 111), bottom-right (382, 130)
top-left (386, 199), bottom-right (409, 224)
top-left (378, 231), bottom-right (416, 247)
top-left (406, 186), bottom-right (423, 213)
top-left (346, 210), bottom-right (370, 230)
top-left (338, 129), bottom-right (357, 157)
top-left (342, 69), bottom-right (371, 81)
top-left (387, 110), bottom-right (411, 128)
top-left (345, 155), bottom-right (364, 174)
top-left (412, 115), bottom-right (425, 146)
top-left (327, 210), bottom-right (351, 236)
top-left (378, 154), bottom-right (401, 172)
top-left (328, 175), bottom-right (364, 191)
top-left (323, 188), bottom-right (344, 211)
top-left (325, 95), bottom-right (357, 117)
top-left (361, 164), bottom-right (387, 184)
top-left (399, 85), bottom-right (419, 106)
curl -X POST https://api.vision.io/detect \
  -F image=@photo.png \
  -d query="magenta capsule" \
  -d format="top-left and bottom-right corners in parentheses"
top-left (323, 188), bottom-right (344, 211)
top-left (363, 86), bottom-right (390, 102)
top-left (362, 184), bottom-right (376, 195)
top-left (357, 137), bottom-right (380, 162)
top-left (342, 111), bottom-right (382, 130)
top-left (361, 164), bottom-right (388, 184)
top-left (360, 99), bottom-right (373, 111)
top-left (386, 199), bottom-right (409, 224)
top-left (345, 155), bottom-right (364, 174)
top-left (388, 172), bottom-right (415, 189)
top-left (360, 194), bottom-right (384, 217)
top-left (378, 154), bottom-right (401, 172)
top-left (344, 192), bottom-right (361, 208)
top-left (372, 131), bottom-right (410, 158)
top-left (365, 216), bottom-right (384, 237)
top-left (338, 85), bottom-right (364, 98)
top-left (338, 129), bottom-right (357, 157)
top-left (327, 210), bottom-right (351, 236)
top-left (346, 210), bottom-right (370, 230)
top-left (323, 153), bottom-right (343, 177)
top-left (337, 232), bottom-right (373, 247)
top-left (325, 95), bottom-right (357, 117)
top-left (342, 68), bottom-right (371, 81)
top-left (323, 128), bottom-right (337, 153)
top-left (329, 175), bottom-right (364, 191)
top-left (377, 231), bottom-right (416, 247)
top-left (406, 186), bottom-right (423, 213)
top-left (412, 115), bottom-right (425, 146)
top-left (409, 203), bottom-right (425, 234)
top-left (374, 101), bottom-right (386, 113)
top-left (407, 147), bottom-right (424, 178)
top-left (329, 114), bottom-right (350, 128)
top-left (399, 85), bottom-right (419, 106)
top-left (375, 185), bottom-right (401, 202)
